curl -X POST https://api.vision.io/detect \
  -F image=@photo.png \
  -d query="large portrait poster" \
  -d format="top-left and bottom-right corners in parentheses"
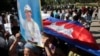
top-left (17, 0), bottom-right (43, 47)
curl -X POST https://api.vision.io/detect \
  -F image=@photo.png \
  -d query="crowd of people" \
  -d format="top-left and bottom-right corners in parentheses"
top-left (42, 6), bottom-right (99, 30)
top-left (0, 6), bottom-right (100, 56)
top-left (0, 10), bottom-right (67, 56)
top-left (0, 11), bottom-right (21, 56)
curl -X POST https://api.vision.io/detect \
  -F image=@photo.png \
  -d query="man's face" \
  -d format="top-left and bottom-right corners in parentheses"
top-left (25, 11), bottom-right (32, 20)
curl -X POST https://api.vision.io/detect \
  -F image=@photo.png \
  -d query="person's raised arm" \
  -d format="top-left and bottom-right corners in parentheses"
top-left (9, 33), bottom-right (20, 56)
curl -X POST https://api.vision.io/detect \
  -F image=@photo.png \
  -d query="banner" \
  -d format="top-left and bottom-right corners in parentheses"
top-left (43, 17), bottom-right (99, 49)
top-left (17, 0), bottom-right (43, 47)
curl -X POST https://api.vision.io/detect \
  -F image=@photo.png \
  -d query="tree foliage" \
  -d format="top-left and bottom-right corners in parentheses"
top-left (41, 0), bottom-right (97, 6)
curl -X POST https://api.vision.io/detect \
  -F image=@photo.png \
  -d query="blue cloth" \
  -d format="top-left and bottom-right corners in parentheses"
top-left (47, 17), bottom-right (83, 27)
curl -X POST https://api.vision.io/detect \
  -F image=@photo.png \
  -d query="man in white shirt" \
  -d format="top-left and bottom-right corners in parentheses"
top-left (41, 10), bottom-right (50, 20)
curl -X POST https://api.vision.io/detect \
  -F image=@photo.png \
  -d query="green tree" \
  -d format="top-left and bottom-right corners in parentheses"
top-left (44, 0), bottom-right (54, 5)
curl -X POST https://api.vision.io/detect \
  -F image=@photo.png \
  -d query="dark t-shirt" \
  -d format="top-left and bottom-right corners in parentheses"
top-left (0, 36), bottom-right (6, 48)
top-left (0, 36), bottom-right (9, 56)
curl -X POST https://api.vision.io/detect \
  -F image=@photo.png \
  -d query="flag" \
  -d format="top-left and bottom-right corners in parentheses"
top-left (43, 17), bottom-right (99, 49)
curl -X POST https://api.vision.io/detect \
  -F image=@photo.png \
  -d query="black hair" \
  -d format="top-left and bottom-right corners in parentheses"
top-left (42, 32), bottom-right (51, 37)
top-left (73, 15), bottom-right (79, 21)
top-left (42, 32), bottom-right (58, 45)
top-left (11, 26), bottom-right (20, 36)
top-left (50, 11), bottom-right (54, 17)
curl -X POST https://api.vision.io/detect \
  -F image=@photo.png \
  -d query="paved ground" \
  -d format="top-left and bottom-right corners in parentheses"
top-left (90, 19), bottom-right (100, 45)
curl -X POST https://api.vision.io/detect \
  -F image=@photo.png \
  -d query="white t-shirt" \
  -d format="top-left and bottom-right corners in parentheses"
top-left (7, 14), bottom-right (11, 23)
top-left (41, 12), bottom-right (50, 20)
top-left (81, 13), bottom-right (87, 18)
top-left (4, 23), bottom-right (12, 34)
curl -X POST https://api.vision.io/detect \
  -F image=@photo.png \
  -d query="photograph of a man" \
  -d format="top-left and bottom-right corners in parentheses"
top-left (23, 4), bottom-right (42, 46)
